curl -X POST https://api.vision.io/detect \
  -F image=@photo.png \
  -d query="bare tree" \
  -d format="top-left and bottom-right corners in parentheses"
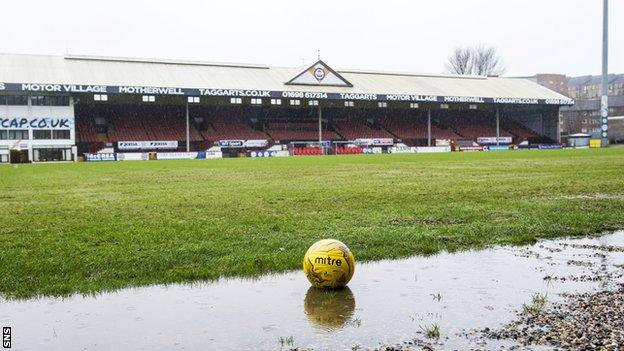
top-left (445, 47), bottom-right (472, 75)
top-left (471, 44), bottom-right (505, 76)
top-left (445, 44), bottom-right (506, 76)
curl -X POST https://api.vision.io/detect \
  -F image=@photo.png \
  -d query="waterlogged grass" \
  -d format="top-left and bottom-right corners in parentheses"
top-left (421, 324), bottom-right (441, 339)
top-left (1, 149), bottom-right (624, 299)
top-left (522, 293), bottom-right (549, 314)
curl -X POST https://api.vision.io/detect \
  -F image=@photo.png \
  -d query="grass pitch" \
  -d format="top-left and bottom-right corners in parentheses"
top-left (1, 148), bottom-right (624, 299)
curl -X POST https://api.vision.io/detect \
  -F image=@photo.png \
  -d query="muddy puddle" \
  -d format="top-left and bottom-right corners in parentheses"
top-left (1, 232), bottom-right (623, 351)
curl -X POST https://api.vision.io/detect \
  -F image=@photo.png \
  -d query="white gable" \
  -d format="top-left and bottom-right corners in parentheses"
top-left (285, 60), bottom-right (352, 87)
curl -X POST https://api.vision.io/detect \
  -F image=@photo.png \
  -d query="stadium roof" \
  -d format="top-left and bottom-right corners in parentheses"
top-left (0, 53), bottom-right (573, 105)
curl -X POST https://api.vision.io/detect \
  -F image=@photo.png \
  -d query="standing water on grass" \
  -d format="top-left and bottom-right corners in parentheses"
top-left (1, 232), bottom-right (623, 350)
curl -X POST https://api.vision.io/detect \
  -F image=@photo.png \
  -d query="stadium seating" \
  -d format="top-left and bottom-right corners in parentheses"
top-left (201, 117), bottom-right (268, 142)
top-left (380, 114), bottom-right (427, 139)
top-left (265, 121), bottom-right (337, 141)
top-left (503, 119), bottom-right (540, 140)
top-left (334, 146), bottom-right (363, 155)
top-left (141, 107), bottom-right (203, 141)
top-left (193, 106), bottom-right (268, 143)
top-left (333, 119), bottom-right (391, 140)
top-left (76, 116), bottom-right (101, 143)
top-left (106, 114), bottom-right (149, 141)
top-left (431, 126), bottom-right (462, 140)
top-left (75, 103), bottom-right (552, 153)
top-left (380, 111), bottom-right (460, 141)
top-left (76, 105), bottom-right (203, 149)
top-left (293, 147), bottom-right (324, 155)
top-left (438, 111), bottom-right (513, 140)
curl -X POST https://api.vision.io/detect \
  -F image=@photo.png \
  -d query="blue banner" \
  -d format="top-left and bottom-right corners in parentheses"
top-left (486, 146), bottom-right (510, 151)
top-left (538, 145), bottom-right (563, 150)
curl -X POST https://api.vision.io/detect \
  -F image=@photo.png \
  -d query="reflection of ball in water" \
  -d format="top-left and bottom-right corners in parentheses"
top-left (303, 239), bottom-right (355, 288)
top-left (304, 286), bottom-right (355, 330)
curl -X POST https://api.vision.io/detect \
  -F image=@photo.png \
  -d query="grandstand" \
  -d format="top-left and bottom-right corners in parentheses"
top-left (74, 105), bottom-right (551, 149)
top-left (0, 53), bottom-right (574, 162)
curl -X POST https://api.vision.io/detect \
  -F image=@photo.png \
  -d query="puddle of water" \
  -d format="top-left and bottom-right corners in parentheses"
top-left (1, 232), bottom-right (623, 351)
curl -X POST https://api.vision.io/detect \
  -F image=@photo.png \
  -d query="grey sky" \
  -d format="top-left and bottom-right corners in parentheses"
top-left (4, 0), bottom-right (622, 77)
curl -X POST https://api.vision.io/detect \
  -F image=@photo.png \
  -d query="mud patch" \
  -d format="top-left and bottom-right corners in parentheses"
top-left (484, 285), bottom-right (624, 350)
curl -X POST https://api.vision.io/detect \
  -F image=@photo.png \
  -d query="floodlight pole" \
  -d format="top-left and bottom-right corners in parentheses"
top-left (185, 101), bottom-right (190, 152)
top-left (318, 105), bottom-right (323, 153)
top-left (496, 109), bottom-right (500, 146)
top-left (427, 107), bottom-right (432, 146)
top-left (600, 0), bottom-right (609, 145)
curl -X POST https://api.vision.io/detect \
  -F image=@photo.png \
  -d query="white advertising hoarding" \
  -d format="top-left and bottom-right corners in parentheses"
top-left (116, 153), bottom-right (149, 161)
top-left (118, 141), bottom-right (178, 150)
top-left (476, 137), bottom-right (512, 144)
top-left (415, 146), bottom-right (452, 153)
top-left (156, 152), bottom-right (198, 160)
top-left (354, 138), bottom-right (394, 146)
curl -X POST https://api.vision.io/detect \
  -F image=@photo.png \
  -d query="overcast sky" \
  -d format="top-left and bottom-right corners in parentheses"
top-left (4, 0), bottom-right (622, 77)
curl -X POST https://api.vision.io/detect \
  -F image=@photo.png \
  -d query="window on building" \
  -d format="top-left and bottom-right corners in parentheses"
top-left (230, 97), bottom-right (242, 104)
top-left (270, 98), bottom-right (282, 105)
top-left (410, 103), bottom-right (419, 109)
top-left (308, 100), bottom-right (319, 106)
top-left (344, 101), bottom-right (354, 107)
top-left (0, 130), bottom-right (7, 140)
top-left (142, 95), bottom-right (155, 102)
top-left (440, 104), bottom-right (449, 109)
top-left (31, 96), bottom-right (46, 106)
top-left (30, 95), bottom-right (70, 106)
top-left (94, 94), bottom-right (109, 102)
top-left (187, 96), bottom-right (200, 103)
top-left (378, 102), bottom-right (387, 108)
top-left (48, 96), bottom-right (70, 106)
top-left (251, 98), bottom-right (263, 105)
top-left (33, 129), bottom-right (52, 140)
top-left (33, 147), bottom-right (73, 162)
top-left (7, 95), bottom-right (28, 105)
top-left (289, 99), bottom-right (300, 106)
top-left (469, 104), bottom-right (478, 110)
top-left (52, 129), bottom-right (71, 139)
top-left (8, 129), bottom-right (28, 140)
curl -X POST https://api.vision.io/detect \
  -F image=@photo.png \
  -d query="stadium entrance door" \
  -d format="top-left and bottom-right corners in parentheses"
top-left (9, 149), bottom-right (29, 163)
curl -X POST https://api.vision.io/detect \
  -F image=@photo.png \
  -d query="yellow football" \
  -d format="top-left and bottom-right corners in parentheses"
top-left (303, 239), bottom-right (355, 288)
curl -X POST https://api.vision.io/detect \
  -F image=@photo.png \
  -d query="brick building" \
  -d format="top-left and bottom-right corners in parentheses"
top-left (529, 73), bottom-right (624, 143)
